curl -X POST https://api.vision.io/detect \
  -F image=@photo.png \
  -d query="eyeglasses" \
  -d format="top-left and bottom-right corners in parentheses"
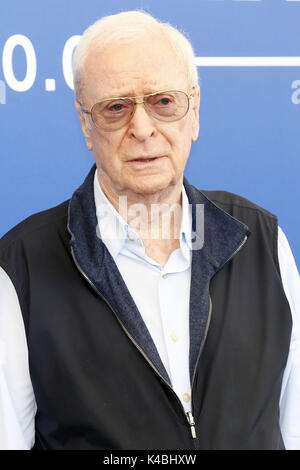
top-left (78, 89), bottom-right (195, 132)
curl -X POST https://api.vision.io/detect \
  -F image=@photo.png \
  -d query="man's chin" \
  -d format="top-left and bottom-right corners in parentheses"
top-left (125, 174), bottom-right (177, 196)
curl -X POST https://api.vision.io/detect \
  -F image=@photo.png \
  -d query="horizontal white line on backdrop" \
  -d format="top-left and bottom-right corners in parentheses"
top-left (195, 57), bottom-right (300, 66)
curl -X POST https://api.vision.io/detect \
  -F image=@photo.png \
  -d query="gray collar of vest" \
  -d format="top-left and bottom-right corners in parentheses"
top-left (67, 164), bottom-right (250, 388)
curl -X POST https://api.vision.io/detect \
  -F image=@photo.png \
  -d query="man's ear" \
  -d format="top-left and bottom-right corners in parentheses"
top-left (74, 100), bottom-right (93, 151)
top-left (191, 85), bottom-right (200, 142)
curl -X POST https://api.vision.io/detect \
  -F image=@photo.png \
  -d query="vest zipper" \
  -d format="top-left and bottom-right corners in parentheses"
top-left (226, 235), bottom-right (248, 264)
top-left (186, 411), bottom-right (197, 438)
top-left (70, 234), bottom-right (248, 444)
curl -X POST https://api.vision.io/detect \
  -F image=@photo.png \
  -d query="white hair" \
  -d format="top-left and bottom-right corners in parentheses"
top-left (72, 10), bottom-right (199, 102)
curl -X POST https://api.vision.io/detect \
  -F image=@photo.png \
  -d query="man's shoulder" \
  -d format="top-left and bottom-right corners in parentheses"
top-left (0, 199), bottom-right (70, 253)
top-left (199, 189), bottom-right (277, 221)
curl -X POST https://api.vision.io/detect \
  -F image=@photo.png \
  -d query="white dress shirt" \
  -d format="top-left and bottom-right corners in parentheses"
top-left (0, 170), bottom-right (299, 449)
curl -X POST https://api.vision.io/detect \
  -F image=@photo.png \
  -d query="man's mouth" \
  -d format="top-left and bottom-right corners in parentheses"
top-left (130, 155), bottom-right (164, 162)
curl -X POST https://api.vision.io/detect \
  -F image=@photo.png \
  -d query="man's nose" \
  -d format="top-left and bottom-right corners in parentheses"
top-left (128, 103), bottom-right (156, 141)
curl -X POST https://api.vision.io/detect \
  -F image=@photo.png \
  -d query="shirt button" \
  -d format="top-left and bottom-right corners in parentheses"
top-left (127, 233), bottom-right (135, 241)
top-left (182, 393), bottom-right (191, 403)
top-left (162, 273), bottom-right (168, 279)
top-left (171, 333), bottom-right (179, 342)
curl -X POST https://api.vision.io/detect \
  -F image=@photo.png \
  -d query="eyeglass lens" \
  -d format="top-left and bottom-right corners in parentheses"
top-left (91, 91), bottom-right (189, 130)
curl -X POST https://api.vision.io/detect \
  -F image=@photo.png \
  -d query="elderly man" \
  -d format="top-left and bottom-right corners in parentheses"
top-left (0, 11), bottom-right (299, 450)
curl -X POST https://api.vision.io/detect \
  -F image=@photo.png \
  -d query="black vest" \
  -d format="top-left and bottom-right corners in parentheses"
top-left (0, 164), bottom-right (292, 450)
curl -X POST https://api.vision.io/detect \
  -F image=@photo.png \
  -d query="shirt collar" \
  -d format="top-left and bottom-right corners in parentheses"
top-left (93, 168), bottom-right (193, 261)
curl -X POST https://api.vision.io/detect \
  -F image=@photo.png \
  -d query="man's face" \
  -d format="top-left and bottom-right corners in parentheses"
top-left (76, 36), bottom-right (200, 198)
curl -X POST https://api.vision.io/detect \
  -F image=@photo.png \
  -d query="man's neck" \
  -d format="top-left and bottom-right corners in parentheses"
top-left (97, 172), bottom-right (183, 266)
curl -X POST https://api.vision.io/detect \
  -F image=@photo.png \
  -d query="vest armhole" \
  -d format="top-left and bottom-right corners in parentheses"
top-left (0, 258), bottom-right (29, 336)
top-left (271, 215), bottom-right (281, 276)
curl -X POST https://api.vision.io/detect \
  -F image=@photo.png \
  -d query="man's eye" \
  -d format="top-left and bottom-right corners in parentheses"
top-left (108, 103), bottom-right (125, 112)
top-left (159, 98), bottom-right (171, 105)
top-left (151, 95), bottom-right (174, 107)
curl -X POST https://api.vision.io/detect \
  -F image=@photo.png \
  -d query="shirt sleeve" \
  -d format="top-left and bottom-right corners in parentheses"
top-left (278, 227), bottom-right (300, 450)
top-left (0, 266), bottom-right (36, 450)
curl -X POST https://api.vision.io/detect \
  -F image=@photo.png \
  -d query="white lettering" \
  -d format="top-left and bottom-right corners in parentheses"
top-left (2, 34), bottom-right (36, 92)
top-left (103, 454), bottom-right (138, 467)
top-left (62, 35), bottom-right (81, 90)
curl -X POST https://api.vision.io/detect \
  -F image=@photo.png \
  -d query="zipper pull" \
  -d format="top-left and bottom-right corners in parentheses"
top-left (186, 411), bottom-right (197, 439)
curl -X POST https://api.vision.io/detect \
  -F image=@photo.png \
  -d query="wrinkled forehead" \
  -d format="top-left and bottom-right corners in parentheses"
top-left (81, 36), bottom-right (189, 104)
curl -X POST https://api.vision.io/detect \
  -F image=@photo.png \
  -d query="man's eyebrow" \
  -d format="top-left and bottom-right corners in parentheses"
top-left (96, 92), bottom-right (134, 100)
top-left (100, 87), bottom-right (161, 100)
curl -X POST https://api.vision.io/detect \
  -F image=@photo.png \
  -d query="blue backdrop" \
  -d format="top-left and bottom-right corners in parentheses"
top-left (0, 0), bottom-right (299, 269)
